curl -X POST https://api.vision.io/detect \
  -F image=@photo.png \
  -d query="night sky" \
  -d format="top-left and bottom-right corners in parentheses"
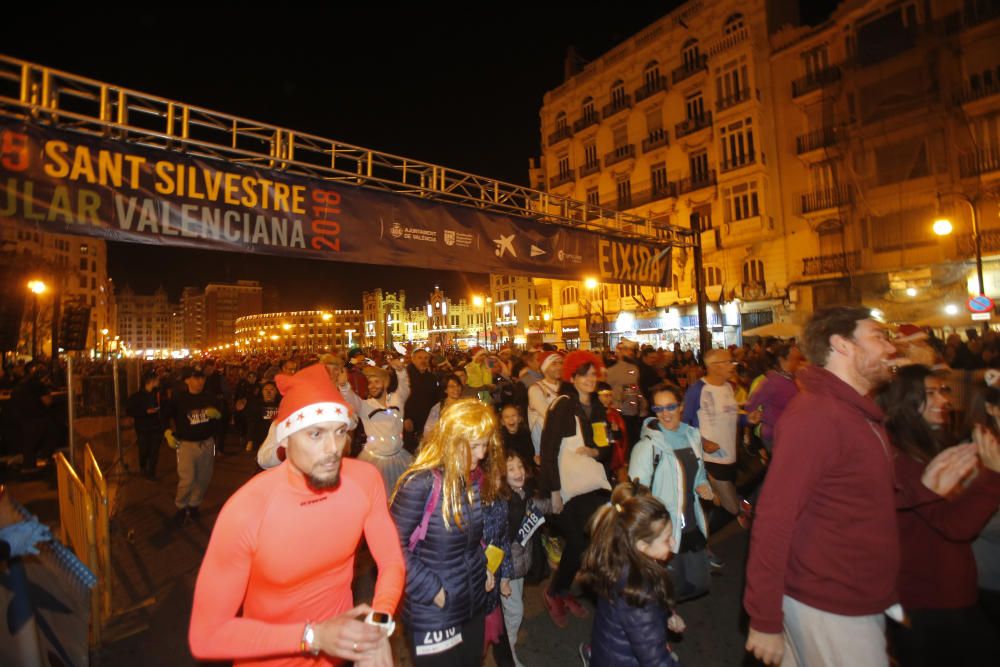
top-left (5, 3), bottom-right (836, 309)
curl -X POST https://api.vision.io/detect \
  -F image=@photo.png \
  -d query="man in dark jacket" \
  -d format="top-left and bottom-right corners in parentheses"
top-left (744, 307), bottom-right (976, 666)
top-left (403, 349), bottom-right (440, 452)
top-left (126, 372), bottom-right (164, 479)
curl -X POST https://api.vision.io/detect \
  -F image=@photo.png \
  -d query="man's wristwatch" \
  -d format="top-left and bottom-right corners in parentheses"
top-left (365, 610), bottom-right (396, 636)
top-left (301, 622), bottom-right (320, 656)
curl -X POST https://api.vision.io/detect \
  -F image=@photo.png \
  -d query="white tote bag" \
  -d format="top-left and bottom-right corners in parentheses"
top-left (552, 396), bottom-right (612, 503)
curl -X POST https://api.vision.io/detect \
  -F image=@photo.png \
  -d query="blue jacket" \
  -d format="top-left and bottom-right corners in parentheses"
top-left (628, 418), bottom-right (708, 546)
top-left (590, 586), bottom-right (682, 667)
top-left (390, 469), bottom-right (488, 632)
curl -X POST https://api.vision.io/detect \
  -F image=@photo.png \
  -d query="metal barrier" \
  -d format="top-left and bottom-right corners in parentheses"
top-left (54, 451), bottom-right (101, 647)
top-left (83, 443), bottom-right (112, 620)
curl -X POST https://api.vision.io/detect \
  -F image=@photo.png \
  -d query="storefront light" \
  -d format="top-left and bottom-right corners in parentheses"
top-left (615, 311), bottom-right (635, 332)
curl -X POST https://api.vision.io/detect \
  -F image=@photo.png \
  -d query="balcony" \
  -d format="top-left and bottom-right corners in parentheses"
top-left (677, 169), bottom-right (717, 194)
top-left (791, 65), bottom-right (842, 98)
top-left (796, 126), bottom-right (842, 155)
top-left (720, 150), bottom-right (760, 173)
top-left (603, 95), bottom-right (632, 119)
top-left (634, 77), bottom-right (667, 102)
top-left (707, 25), bottom-right (749, 56)
top-left (964, 1), bottom-right (1000, 28)
top-left (958, 78), bottom-right (1000, 105)
top-left (630, 182), bottom-right (678, 208)
top-left (716, 87), bottom-right (754, 112)
top-left (604, 144), bottom-right (636, 167)
top-left (549, 170), bottom-right (575, 189)
top-left (641, 128), bottom-right (669, 153)
top-left (573, 110), bottom-right (600, 133)
top-left (802, 251), bottom-right (861, 276)
top-left (672, 54), bottom-right (708, 84)
top-left (957, 229), bottom-right (1000, 256)
top-left (675, 111), bottom-right (713, 139)
top-left (579, 160), bottom-right (601, 177)
top-left (800, 185), bottom-right (852, 214)
top-left (960, 146), bottom-right (1000, 178)
top-left (547, 125), bottom-right (573, 146)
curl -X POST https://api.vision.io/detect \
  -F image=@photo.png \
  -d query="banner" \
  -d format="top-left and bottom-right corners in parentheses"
top-left (0, 122), bottom-right (671, 286)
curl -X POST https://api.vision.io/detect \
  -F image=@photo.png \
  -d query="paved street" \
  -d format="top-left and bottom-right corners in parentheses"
top-left (8, 427), bottom-right (761, 666)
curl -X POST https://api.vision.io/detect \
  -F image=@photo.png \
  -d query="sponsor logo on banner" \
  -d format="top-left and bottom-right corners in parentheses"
top-left (493, 233), bottom-right (517, 258)
top-left (530, 244), bottom-right (546, 257)
top-left (558, 249), bottom-right (583, 264)
top-left (443, 230), bottom-right (473, 248)
top-left (443, 230), bottom-right (455, 246)
top-left (390, 222), bottom-right (404, 239)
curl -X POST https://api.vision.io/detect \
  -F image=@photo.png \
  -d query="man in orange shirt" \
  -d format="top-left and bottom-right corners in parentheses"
top-left (189, 363), bottom-right (405, 666)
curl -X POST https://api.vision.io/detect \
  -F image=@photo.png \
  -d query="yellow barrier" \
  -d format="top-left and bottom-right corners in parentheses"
top-left (84, 443), bottom-right (113, 621)
top-left (54, 451), bottom-right (101, 647)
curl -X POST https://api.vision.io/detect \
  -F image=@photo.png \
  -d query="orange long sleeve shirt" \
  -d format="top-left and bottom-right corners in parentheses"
top-left (189, 458), bottom-right (405, 666)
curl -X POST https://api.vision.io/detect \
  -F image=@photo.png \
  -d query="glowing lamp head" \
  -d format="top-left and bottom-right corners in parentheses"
top-left (933, 218), bottom-right (953, 236)
top-left (584, 277), bottom-right (599, 290)
top-left (945, 304), bottom-right (959, 316)
top-left (27, 280), bottom-right (47, 295)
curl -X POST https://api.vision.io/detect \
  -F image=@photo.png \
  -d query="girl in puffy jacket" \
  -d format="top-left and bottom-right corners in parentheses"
top-left (390, 398), bottom-right (505, 666)
top-left (578, 482), bottom-right (685, 667)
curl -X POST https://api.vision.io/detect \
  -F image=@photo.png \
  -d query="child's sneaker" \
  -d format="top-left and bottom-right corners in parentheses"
top-left (578, 642), bottom-right (591, 666)
top-left (544, 588), bottom-right (568, 628)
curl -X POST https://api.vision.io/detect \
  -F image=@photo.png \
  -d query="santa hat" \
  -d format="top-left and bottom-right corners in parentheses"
top-left (562, 350), bottom-right (604, 382)
top-left (274, 364), bottom-right (352, 444)
top-left (539, 350), bottom-right (562, 374)
top-left (895, 323), bottom-right (927, 343)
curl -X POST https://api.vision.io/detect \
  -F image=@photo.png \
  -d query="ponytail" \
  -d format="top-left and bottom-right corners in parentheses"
top-left (579, 481), bottom-right (674, 608)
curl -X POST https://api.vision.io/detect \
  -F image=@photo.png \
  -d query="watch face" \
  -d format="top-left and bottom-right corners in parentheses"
top-left (370, 612), bottom-right (391, 624)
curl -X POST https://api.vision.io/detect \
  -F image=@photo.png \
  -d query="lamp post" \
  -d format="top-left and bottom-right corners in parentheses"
top-left (100, 327), bottom-right (109, 357)
top-left (584, 277), bottom-right (607, 350)
top-left (935, 194), bottom-right (987, 330)
top-left (473, 295), bottom-right (488, 349)
top-left (27, 280), bottom-right (47, 360)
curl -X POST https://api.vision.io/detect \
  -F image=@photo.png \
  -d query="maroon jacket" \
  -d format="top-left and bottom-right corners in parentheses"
top-left (744, 365), bottom-right (899, 633)
top-left (895, 454), bottom-right (1000, 610)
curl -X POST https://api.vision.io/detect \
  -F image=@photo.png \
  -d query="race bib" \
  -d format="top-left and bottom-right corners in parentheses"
top-left (187, 409), bottom-right (209, 426)
top-left (518, 507), bottom-right (546, 546)
top-left (263, 407), bottom-right (278, 420)
top-left (415, 626), bottom-right (462, 656)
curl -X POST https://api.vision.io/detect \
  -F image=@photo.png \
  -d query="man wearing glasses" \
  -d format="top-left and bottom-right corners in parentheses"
top-left (682, 348), bottom-right (761, 547)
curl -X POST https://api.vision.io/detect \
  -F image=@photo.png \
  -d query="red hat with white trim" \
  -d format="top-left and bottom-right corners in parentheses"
top-left (538, 350), bottom-right (563, 374)
top-left (274, 363), bottom-right (352, 444)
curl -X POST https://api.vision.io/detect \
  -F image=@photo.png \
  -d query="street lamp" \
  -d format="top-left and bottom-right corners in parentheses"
top-left (584, 277), bottom-right (607, 350)
top-left (933, 195), bottom-right (984, 297)
top-left (27, 280), bottom-right (47, 360)
top-left (100, 327), bottom-right (109, 357)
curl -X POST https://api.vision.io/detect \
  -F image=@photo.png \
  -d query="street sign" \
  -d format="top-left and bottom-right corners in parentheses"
top-left (972, 312), bottom-right (991, 321)
top-left (967, 295), bottom-right (995, 313)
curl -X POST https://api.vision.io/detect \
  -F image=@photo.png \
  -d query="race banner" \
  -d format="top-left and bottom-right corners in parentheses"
top-left (0, 121), bottom-right (671, 286)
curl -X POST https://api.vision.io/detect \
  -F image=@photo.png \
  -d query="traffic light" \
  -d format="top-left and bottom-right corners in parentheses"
top-left (61, 305), bottom-right (91, 351)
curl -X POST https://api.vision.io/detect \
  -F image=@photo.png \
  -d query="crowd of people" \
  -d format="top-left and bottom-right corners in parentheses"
top-left (4, 308), bottom-right (1000, 666)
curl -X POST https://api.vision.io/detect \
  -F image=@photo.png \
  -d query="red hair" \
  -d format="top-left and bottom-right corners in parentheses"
top-left (562, 350), bottom-right (604, 381)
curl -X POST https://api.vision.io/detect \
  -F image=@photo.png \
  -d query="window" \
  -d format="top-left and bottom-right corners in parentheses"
top-left (682, 38), bottom-right (700, 68)
top-left (612, 124), bottom-right (628, 149)
top-left (584, 142), bottom-right (598, 168)
top-left (875, 138), bottom-right (929, 185)
top-left (620, 284), bottom-right (640, 298)
top-left (562, 286), bottom-right (580, 304)
top-left (802, 45), bottom-right (829, 79)
top-left (811, 160), bottom-right (838, 192)
top-left (80, 244), bottom-right (89, 254)
top-left (685, 92), bottom-right (705, 120)
top-left (582, 96), bottom-right (595, 118)
top-left (716, 58), bottom-right (749, 106)
top-left (91, 277), bottom-right (96, 290)
top-left (651, 162), bottom-right (669, 194)
top-left (643, 61), bottom-right (661, 86)
top-left (557, 153), bottom-right (571, 177)
top-left (555, 111), bottom-right (568, 130)
top-left (586, 186), bottom-right (600, 209)
top-left (80, 257), bottom-right (88, 270)
top-left (616, 177), bottom-right (632, 208)
top-left (868, 206), bottom-right (934, 252)
top-left (79, 275), bottom-right (87, 289)
top-left (724, 13), bottom-right (745, 34)
top-left (690, 151), bottom-right (710, 182)
top-left (743, 259), bottom-right (765, 286)
top-left (719, 117), bottom-right (755, 167)
top-left (645, 106), bottom-right (663, 134)
top-left (700, 266), bottom-right (723, 287)
top-left (695, 203), bottom-right (713, 231)
top-left (723, 181), bottom-right (760, 222)
top-left (610, 79), bottom-right (626, 106)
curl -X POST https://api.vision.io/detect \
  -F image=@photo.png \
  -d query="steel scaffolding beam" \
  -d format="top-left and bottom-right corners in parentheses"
top-left (0, 54), bottom-right (690, 246)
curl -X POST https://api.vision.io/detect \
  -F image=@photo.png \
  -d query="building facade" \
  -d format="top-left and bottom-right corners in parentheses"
top-left (770, 0), bottom-right (1000, 326)
top-left (233, 309), bottom-right (363, 355)
top-left (530, 0), bottom-right (1000, 350)
top-left (533, 0), bottom-right (788, 350)
top-left (181, 280), bottom-right (266, 351)
top-left (0, 228), bottom-right (114, 356)
top-left (115, 285), bottom-right (177, 354)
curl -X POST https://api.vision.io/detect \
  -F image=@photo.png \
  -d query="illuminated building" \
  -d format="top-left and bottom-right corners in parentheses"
top-left (233, 309), bottom-right (363, 354)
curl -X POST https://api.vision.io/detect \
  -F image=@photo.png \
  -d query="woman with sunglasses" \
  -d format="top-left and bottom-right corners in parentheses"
top-left (628, 384), bottom-right (715, 601)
